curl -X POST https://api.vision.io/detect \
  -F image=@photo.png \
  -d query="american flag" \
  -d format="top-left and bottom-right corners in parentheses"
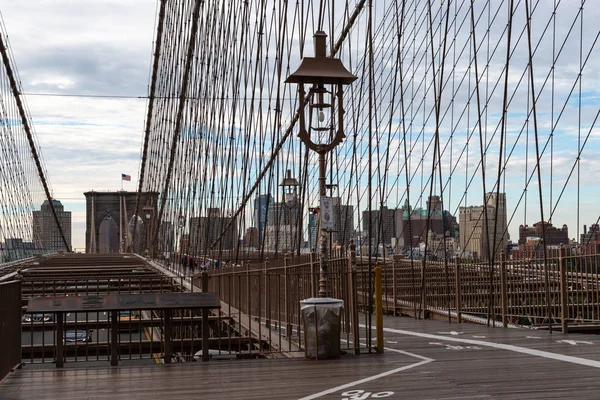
top-left (121, 173), bottom-right (131, 181)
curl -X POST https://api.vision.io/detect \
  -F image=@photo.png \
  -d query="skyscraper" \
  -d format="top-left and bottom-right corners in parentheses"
top-left (33, 199), bottom-right (71, 252)
top-left (253, 194), bottom-right (273, 246)
top-left (332, 197), bottom-right (354, 248)
top-left (362, 206), bottom-right (395, 245)
top-left (485, 192), bottom-right (509, 250)
top-left (459, 192), bottom-right (508, 260)
top-left (189, 208), bottom-right (237, 254)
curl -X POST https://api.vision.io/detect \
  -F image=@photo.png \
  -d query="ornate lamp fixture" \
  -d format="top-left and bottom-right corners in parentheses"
top-left (285, 31), bottom-right (357, 155)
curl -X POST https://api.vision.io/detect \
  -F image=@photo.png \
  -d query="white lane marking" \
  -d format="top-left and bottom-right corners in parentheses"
top-left (526, 336), bottom-right (542, 339)
top-left (557, 340), bottom-right (593, 346)
top-left (472, 335), bottom-right (486, 339)
top-left (429, 342), bottom-right (481, 351)
top-left (371, 325), bottom-right (600, 368)
top-left (297, 347), bottom-right (433, 400)
top-left (438, 331), bottom-right (463, 336)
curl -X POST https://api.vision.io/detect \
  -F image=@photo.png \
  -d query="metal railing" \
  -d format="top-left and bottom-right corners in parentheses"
top-left (20, 273), bottom-right (237, 366)
top-left (1, 278), bottom-right (22, 381)
top-left (375, 247), bottom-right (600, 332)
top-left (207, 250), bottom-right (363, 355)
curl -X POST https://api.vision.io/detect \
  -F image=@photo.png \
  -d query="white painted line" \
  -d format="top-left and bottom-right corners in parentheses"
top-left (297, 347), bottom-right (433, 400)
top-left (557, 340), bottom-right (593, 346)
top-left (373, 325), bottom-right (600, 369)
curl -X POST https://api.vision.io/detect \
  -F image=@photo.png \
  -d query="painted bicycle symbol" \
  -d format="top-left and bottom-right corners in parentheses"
top-left (341, 389), bottom-right (395, 399)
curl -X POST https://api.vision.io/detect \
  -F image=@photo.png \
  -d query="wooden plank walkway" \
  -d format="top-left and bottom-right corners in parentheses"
top-left (2, 316), bottom-right (600, 399)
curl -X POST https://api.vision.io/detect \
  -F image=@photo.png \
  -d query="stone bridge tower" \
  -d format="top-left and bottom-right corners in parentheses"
top-left (84, 191), bottom-right (159, 253)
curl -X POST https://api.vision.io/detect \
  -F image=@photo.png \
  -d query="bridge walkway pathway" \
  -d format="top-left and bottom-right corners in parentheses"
top-left (2, 315), bottom-right (600, 399)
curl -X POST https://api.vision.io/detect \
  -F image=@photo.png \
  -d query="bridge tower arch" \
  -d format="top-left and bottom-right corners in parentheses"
top-left (84, 191), bottom-right (159, 253)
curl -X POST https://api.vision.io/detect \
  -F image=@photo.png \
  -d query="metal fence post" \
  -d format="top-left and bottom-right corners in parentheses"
top-left (455, 256), bottom-right (462, 323)
top-left (56, 312), bottom-right (65, 368)
top-left (310, 251), bottom-right (317, 298)
top-left (110, 310), bottom-right (118, 366)
top-left (264, 259), bottom-right (270, 330)
top-left (500, 250), bottom-right (508, 328)
top-left (374, 262), bottom-right (383, 354)
top-left (559, 246), bottom-right (569, 334)
top-left (421, 258), bottom-right (428, 319)
top-left (392, 255), bottom-right (402, 316)
top-left (202, 270), bottom-right (210, 361)
top-left (164, 309), bottom-right (172, 364)
top-left (348, 239), bottom-right (360, 355)
top-left (284, 253), bottom-right (291, 338)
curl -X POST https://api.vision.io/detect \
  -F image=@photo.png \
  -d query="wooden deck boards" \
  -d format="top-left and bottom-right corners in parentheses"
top-left (3, 316), bottom-right (600, 399)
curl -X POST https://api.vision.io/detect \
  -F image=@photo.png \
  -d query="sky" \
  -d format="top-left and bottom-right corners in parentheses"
top-left (0, 1), bottom-right (598, 253)
top-left (0, 1), bottom-right (158, 251)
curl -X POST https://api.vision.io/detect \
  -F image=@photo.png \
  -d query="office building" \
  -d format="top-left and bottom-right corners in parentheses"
top-left (33, 199), bottom-right (71, 252)
top-left (253, 194), bottom-right (273, 246)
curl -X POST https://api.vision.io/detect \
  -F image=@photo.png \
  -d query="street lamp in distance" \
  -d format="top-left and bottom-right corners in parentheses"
top-left (142, 205), bottom-right (153, 258)
top-left (280, 169), bottom-right (299, 255)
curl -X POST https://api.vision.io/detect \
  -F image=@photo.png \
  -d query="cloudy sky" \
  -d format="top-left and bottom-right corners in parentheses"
top-left (1, 0), bottom-right (598, 253)
top-left (0, 1), bottom-right (158, 251)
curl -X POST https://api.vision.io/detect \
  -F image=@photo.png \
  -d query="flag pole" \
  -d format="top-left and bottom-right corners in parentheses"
top-left (121, 174), bottom-right (123, 191)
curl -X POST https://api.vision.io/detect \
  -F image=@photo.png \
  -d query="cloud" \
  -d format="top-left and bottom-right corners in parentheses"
top-left (1, 1), bottom-right (156, 250)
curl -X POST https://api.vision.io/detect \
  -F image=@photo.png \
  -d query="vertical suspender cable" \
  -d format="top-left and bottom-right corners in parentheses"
top-left (524, 0), bottom-right (552, 333)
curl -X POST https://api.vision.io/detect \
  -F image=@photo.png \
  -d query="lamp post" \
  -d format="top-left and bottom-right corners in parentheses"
top-left (143, 205), bottom-right (153, 258)
top-left (178, 212), bottom-right (185, 268)
top-left (280, 169), bottom-right (299, 255)
top-left (286, 30), bottom-right (357, 297)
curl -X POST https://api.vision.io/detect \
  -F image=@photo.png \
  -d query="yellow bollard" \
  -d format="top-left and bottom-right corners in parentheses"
top-left (375, 262), bottom-right (384, 354)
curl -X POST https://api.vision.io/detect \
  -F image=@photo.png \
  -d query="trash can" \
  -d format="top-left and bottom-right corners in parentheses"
top-left (300, 297), bottom-right (344, 359)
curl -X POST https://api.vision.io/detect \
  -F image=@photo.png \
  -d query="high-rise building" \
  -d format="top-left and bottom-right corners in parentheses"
top-left (362, 206), bottom-right (395, 245)
top-left (266, 202), bottom-right (299, 227)
top-left (244, 227), bottom-right (259, 248)
top-left (262, 202), bottom-right (300, 253)
top-left (519, 221), bottom-right (568, 246)
top-left (459, 192), bottom-right (508, 260)
top-left (485, 192), bottom-right (509, 251)
top-left (459, 205), bottom-right (494, 260)
top-left (331, 198), bottom-right (354, 249)
top-left (189, 208), bottom-right (237, 254)
top-left (263, 225), bottom-right (299, 253)
top-left (394, 197), bottom-right (458, 249)
top-left (157, 220), bottom-right (174, 253)
top-left (581, 224), bottom-right (600, 250)
top-left (33, 199), bottom-right (71, 252)
top-left (253, 194), bottom-right (273, 245)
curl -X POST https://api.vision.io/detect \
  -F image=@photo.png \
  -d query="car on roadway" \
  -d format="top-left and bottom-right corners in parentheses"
top-left (118, 310), bottom-right (139, 331)
top-left (63, 329), bottom-right (93, 344)
top-left (23, 313), bottom-right (52, 323)
top-left (118, 310), bottom-right (139, 322)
